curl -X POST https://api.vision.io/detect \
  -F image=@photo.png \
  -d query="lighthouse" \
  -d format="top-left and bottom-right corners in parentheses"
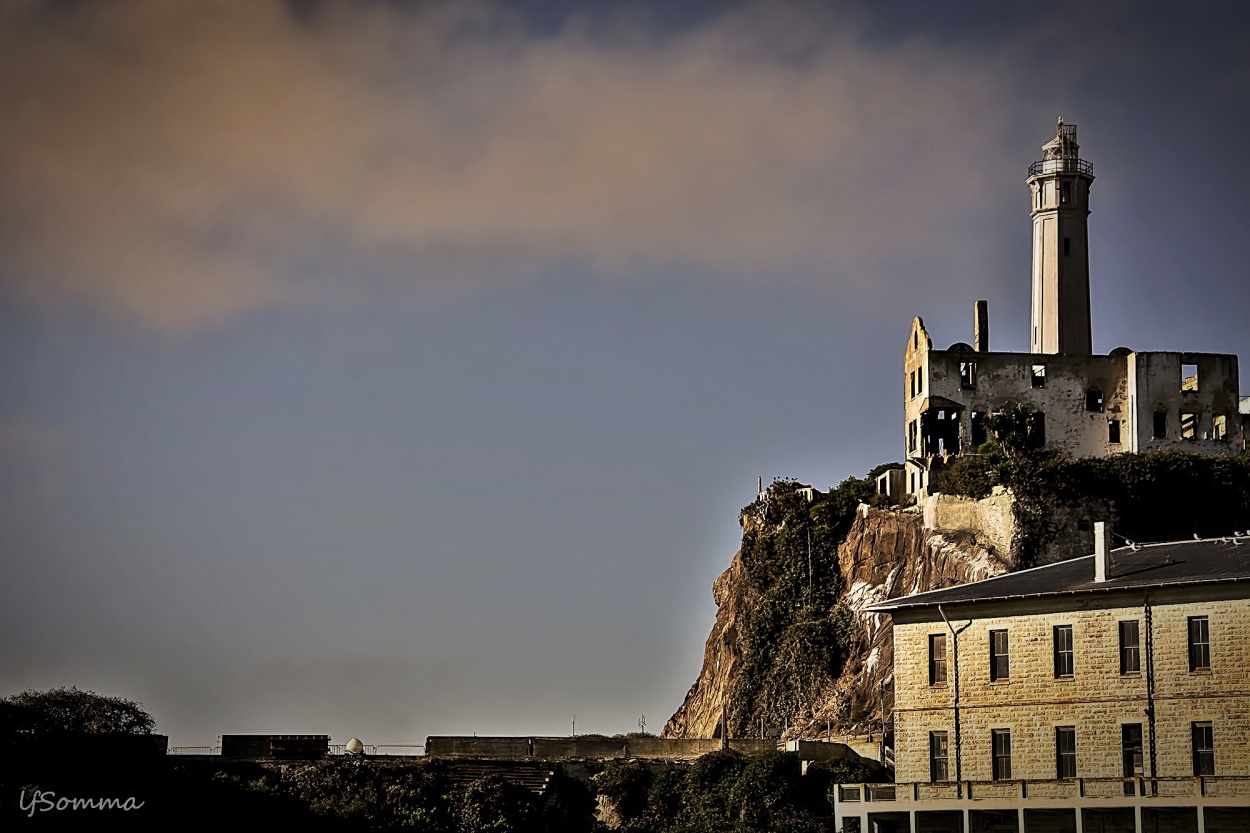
top-left (1027, 118), bottom-right (1095, 355)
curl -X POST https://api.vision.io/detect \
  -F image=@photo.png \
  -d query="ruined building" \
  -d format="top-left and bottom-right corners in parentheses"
top-left (901, 121), bottom-right (1248, 500)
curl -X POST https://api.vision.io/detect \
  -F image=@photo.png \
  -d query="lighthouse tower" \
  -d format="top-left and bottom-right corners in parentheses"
top-left (1027, 119), bottom-right (1094, 355)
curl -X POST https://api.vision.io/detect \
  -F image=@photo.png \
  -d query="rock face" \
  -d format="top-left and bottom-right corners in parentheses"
top-left (664, 503), bottom-right (1009, 741)
top-left (661, 533), bottom-right (752, 740)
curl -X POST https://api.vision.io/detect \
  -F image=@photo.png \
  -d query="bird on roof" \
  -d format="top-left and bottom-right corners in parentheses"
top-left (1194, 533), bottom-right (1202, 540)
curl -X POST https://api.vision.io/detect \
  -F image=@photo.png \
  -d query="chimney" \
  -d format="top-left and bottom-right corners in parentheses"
top-left (974, 300), bottom-right (990, 352)
top-left (1094, 521), bottom-right (1112, 582)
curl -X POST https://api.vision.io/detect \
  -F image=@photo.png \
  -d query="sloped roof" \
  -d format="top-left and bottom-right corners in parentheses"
top-left (870, 537), bottom-right (1250, 612)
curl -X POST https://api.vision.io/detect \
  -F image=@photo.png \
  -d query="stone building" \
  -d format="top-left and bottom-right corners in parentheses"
top-left (902, 121), bottom-right (1246, 500)
top-left (833, 523), bottom-right (1250, 833)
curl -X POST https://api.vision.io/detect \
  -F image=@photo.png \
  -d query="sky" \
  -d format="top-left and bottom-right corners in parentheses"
top-left (2, 0), bottom-right (1249, 748)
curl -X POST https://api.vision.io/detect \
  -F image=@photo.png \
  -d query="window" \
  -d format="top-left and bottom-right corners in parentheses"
top-left (1108, 419), bottom-right (1121, 444)
top-left (960, 361), bottom-right (977, 390)
top-left (990, 629), bottom-right (1009, 681)
top-left (1192, 722), bottom-right (1215, 776)
top-left (1063, 237), bottom-right (1071, 256)
top-left (1061, 181), bottom-right (1072, 204)
top-left (992, 729), bottom-right (1012, 780)
top-left (1119, 620), bottom-right (1141, 674)
top-left (1085, 388), bottom-right (1104, 412)
top-left (1181, 362), bottom-right (1198, 392)
top-left (1214, 414), bottom-right (1228, 441)
top-left (1153, 410), bottom-right (1167, 439)
top-left (1056, 727), bottom-right (1077, 779)
top-left (1189, 616), bottom-right (1210, 671)
top-left (1181, 412), bottom-right (1197, 440)
top-left (1026, 412), bottom-right (1046, 449)
top-left (1031, 364), bottom-right (1047, 387)
top-left (971, 411), bottom-right (987, 447)
top-left (930, 731), bottom-right (950, 782)
top-left (909, 370), bottom-right (916, 399)
top-left (1122, 724), bottom-right (1144, 781)
top-left (1053, 625), bottom-right (1074, 677)
top-left (929, 633), bottom-right (948, 685)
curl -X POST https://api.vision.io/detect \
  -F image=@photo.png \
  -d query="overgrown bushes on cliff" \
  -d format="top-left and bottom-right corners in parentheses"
top-left (931, 409), bottom-right (1250, 563)
top-left (726, 470), bottom-right (894, 737)
top-left (598, 749), bottom-right (881, 833)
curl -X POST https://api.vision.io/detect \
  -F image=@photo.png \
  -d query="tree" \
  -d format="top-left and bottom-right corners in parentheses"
top-left (1, 686), bottom-right (156, 736)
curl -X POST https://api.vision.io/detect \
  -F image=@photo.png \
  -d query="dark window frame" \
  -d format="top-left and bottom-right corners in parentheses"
top-left (1189, 616), bottom-right (1211, 671)
top-left (1119, 620), bottom-right (1141, 675)
top-left (1122, 724), bottom-right (1144, 783)
top-left (1053, 624), bottom-right (1074, 678)
top-left (1192, 722), bottom-right (1215, 776)
top-left (989, 629), bottom-right (1010, 681)
top-left (930, 731), bottom-right (950, 782)
top-left (1056, 726), bottom-right (1077, 779)
top-left (991, 729), bottom-right (1012, 781)
top-left (929, 633), bottom-right (948, 686)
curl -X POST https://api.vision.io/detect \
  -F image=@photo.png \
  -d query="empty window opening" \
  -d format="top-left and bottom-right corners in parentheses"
top-left (992, 729), bottom-right (1012, 780)
top-left (1108, 419), bottom-right (1122, 444)
top-left (1181, 363), bottom-right (1198, 392)
top-left (929, 634), bottom-right (948, 685)
top-left (1181, 412), bottom-right (1197, 440)
top-left (930, 732), bottom-right (950, 782)
top-left (990, 629), bottom-right (1010, 681)
top-left (1031, 364), bottom-right (1047, 387)
top-left (971, 411), bottom-right (987, 447)
top-left (1192, 722), bottom-right (1215, 776)
top-left (1056, 727), bottom-right (1077, 779)
top-left (1153, 410), bottom-right (1167, 439)
top-left (922, 409), bottom-right (961, 457)
top-left (1120, 621), bottom-right (1141, 674)
top-left (1086, 388), bottom-right (1104, 412)
top-left (1063, 237), bottom-right (1071, 256)
top-left (914, 331), bottom-right (919, 350)
top-left (1214, 414), bottom-right (1228, 441)
top-left (1061, 181), bottom-right (1072, 204)
top-left (1053, 624), bottom-right (1074, 677)
top-left (1026, 412), bottom-right (1046, 450)
top-left (1189, 616), bottom-right (1210, 671)
top-left (960, 361), bottom-right (977, 390)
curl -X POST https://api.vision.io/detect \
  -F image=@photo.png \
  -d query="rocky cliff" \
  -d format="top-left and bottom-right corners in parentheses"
top-left (663, 501), bottom-right (1008, 741)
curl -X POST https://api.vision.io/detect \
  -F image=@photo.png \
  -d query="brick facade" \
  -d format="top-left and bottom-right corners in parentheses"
top-left (892, 587), bottom-right (1250, 785)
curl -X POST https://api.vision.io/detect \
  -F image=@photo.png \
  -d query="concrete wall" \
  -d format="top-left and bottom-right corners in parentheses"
top-left (425, 736), bottom-right (532, 758)
top-left (629, 737), bottom-right (723, 758)
top-left (1126, 351), bottom-right (1243, 453)
top-left (890, 585), bottom-right (1250, 783)
top-left (902, 319), bottom-right (1245, 500)
top-left (532, 736), bottom-right (627, 759)
top-left (924, 493), bottom-right (1014, 560)
top-left (427, 735), bottom-right (768, 760)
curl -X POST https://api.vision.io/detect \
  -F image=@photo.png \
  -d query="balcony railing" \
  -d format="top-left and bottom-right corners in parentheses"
top-left (838, 775), bottom-right (1250, 805)
top-left (1029, 157), bottom-right (1094, 177)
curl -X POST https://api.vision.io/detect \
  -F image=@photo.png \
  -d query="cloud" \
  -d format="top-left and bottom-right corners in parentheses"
top-left (0, 0), bottom-right (1021, 333)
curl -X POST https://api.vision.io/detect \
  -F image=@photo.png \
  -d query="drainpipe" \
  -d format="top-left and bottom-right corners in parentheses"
top-left (1144, 591), bottom-right (1157, 793)
top-left (938, 605), bottom-right (971, 798)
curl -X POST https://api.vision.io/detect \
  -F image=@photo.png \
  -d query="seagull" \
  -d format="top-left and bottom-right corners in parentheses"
top-left (1194, 533), bottom-right (1202, 540)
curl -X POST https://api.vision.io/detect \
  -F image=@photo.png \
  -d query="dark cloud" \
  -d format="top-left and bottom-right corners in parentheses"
top-left (0, 0), bottom-right (1029, 333)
